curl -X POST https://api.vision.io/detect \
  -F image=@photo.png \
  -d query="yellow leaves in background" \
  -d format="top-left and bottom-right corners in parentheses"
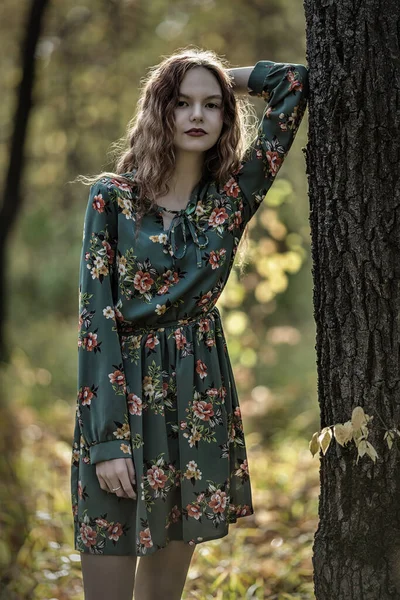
top-left (263, 177), bottom-right (293, 208)
top-left (309, 406), bottom-right (379, 464)
top-left (224, 179), bottom-right (306, 301)
top-left (224, 310), bottom-right (249, 335)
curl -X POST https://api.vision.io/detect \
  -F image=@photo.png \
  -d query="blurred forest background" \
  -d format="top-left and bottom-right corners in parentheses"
top-left (0, 0), bottom-right (319, 598)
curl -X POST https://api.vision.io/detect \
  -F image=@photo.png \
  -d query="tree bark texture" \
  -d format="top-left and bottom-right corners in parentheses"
top-left (303, 0), bottom-right (400, 598)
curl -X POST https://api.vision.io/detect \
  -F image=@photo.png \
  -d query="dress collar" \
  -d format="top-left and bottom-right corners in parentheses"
top-left (121, 170), bottom-right (210, 268)
top-left (121, 170), bottom-right (210, 214)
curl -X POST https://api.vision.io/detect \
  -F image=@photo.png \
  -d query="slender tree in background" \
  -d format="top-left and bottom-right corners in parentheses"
top-left (0, 0), bottom-right (50, 593)
top-left (303, 0), bottom-right (400, 597)
top-left (0, 0), bottom-right (49, 362)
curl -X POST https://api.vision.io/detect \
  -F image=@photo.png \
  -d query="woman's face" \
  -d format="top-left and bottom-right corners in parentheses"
top-left (173, 66), bottom-right (224, 156)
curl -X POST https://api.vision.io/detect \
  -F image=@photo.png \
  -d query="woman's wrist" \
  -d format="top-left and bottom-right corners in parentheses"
top-left (228, 66), bottom-right (254, 94)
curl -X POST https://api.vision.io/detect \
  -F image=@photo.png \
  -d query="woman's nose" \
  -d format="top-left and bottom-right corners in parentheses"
top-left (190, 104), bottom-right (204, 120)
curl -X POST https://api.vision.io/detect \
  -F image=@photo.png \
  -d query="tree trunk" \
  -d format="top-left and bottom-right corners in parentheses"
top-left (303, 0), bottom-right (400, 598)
top-left (0, 1), bottom-right (49, 595)
top-left (0, 0), bottom-right (49, 362)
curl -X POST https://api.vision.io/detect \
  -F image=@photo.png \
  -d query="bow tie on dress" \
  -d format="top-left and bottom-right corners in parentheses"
top-left (120, 170), bottom-right (210, 268)
top-left (162, 208), bottom-right (209, 268)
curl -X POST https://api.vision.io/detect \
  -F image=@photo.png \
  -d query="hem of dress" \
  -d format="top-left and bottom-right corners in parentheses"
top-left (74, 509), bottom-right (255, 557)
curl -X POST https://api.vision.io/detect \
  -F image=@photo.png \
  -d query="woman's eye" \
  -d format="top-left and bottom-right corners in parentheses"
top-left (177, 101), bottom-right (220, 109)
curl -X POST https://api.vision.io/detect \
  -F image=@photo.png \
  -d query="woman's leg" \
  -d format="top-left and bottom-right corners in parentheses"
top-left (81, 554), bottom-right (138, 600)
top-left (134, 541), bottom-right (195, 600)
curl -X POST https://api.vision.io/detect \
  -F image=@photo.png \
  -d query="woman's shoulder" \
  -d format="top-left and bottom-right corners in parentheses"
top-left (92, 172), bottom-right (136, 193)
top-left (91, 172), bottom-right (139, 222)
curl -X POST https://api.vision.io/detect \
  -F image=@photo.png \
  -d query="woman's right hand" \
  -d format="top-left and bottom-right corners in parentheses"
top-left (96, 457), bottom-right (137, 500)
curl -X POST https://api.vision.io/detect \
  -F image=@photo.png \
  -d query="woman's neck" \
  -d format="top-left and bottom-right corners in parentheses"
top-left (166, 151), bottom-right (204, 204)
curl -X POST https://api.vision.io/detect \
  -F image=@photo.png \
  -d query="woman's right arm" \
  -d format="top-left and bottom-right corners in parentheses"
top-left (77, 179), bottom-right (136, 498)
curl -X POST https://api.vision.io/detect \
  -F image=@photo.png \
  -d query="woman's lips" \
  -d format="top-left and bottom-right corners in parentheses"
top-left (185, 131), bottom-right (207, 136)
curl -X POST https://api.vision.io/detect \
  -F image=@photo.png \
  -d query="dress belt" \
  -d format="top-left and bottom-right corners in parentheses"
top-left (117, 305), bottom-right (220, 336)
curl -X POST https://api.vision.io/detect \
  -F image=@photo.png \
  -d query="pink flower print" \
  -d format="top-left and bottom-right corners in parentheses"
top-left (95, 518), bottom-right (109, 528)
top-left (163, 270), bottom-right (179, 285)
top-left (205, 337), bottom-right (215, 348)
top-left (109, 369), bottom-right (126, 390)
top-left (186, 503), bottom-right (202, 520)
top-left (114, 305), bottom-right (124, 321)
top-left (110, 178), bottom-right (132, 192)
top-left (195, 359), bottom-right (208, 379)
top-left (147, 466), bottom-right (168, 490)
top-left (139, 527), bottom-right (153, 548)
top-left (208, 250), bottom-right (226, 270)
top-left (134, 270), bottom-right (154, 294)
top-left (145, 333), bottom-right (159, 350)
top-left (80, 523), bottom-right (97, 547)
top-left (193, 400), bottom-right (214, 421)
top-left (234, 407), bottom-right (241, 418)
top-left (107, 522), bottom-right (124, 541)
top-left (232, 211), bottom-right (242, 229)
top-left (287, 68), bottom-right (303, 93)
top-left (127, 393), bottom-right (143, 416)
top-left (236, 504), bottom-right (252, 516)
top-left (208, 490), bottom-right (227, 514)
top-left (157, 284), bottom-right (170, 295)
top-left (240, 459), bottom-right (249, 474)
top-left (102, 240), bottom-right (115, 265)
top-left (266, 150), bottom-right (283, 176)
top-left (223, 177), bottom-right (240, 198)
top-left (174, 329), bottom-right (187, 350)
top-left (207, 388), bottom-right (219, 398)
top-left (209, 207), bottom-right (229, 227)
top-left (79, 386), bottom-right (94, 406)
top-left (199, 318), bottom-right (210, 332)
top-left (170, 505), bottom-right (181, 524)
top-left (92, 193), bottom-right (105, 213)
top-left (197, 291), bottom-right (212, 309)
top-left (82, 332), bottom-right (99, 352)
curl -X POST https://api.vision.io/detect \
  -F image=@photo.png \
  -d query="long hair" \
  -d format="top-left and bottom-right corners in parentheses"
top-left (72, 46), bottom-right (258, 273)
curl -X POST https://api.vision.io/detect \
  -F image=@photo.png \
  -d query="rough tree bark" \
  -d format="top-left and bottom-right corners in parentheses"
top-left (303, 0), bottom-right (400, 598)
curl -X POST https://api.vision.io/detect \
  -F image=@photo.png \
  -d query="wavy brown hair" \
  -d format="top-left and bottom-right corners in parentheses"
top-left (72, 46), bottom-right (258, 273)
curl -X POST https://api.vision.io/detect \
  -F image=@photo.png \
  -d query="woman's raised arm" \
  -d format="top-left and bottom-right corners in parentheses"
top-left (227, 60), bottom-right (309, 225)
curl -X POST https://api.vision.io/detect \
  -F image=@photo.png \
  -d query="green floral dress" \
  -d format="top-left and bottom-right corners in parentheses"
top-left (71, 60), bottom-right (309, 556)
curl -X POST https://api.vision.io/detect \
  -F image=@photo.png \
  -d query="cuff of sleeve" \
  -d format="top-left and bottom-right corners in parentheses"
top-left (89, 439), bottom-right (133, 465)
top-left (248, 60), bottom-right (269, 97)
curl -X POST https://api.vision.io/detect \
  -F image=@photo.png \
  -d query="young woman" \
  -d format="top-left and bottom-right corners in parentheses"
top-left (71, 47), bottom-right (309, 600)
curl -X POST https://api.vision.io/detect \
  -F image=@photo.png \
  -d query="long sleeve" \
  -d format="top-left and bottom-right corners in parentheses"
top-left (76, 179), bottom-right (132, 465)
top-left (231, 60), bottom-right (309, 225)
